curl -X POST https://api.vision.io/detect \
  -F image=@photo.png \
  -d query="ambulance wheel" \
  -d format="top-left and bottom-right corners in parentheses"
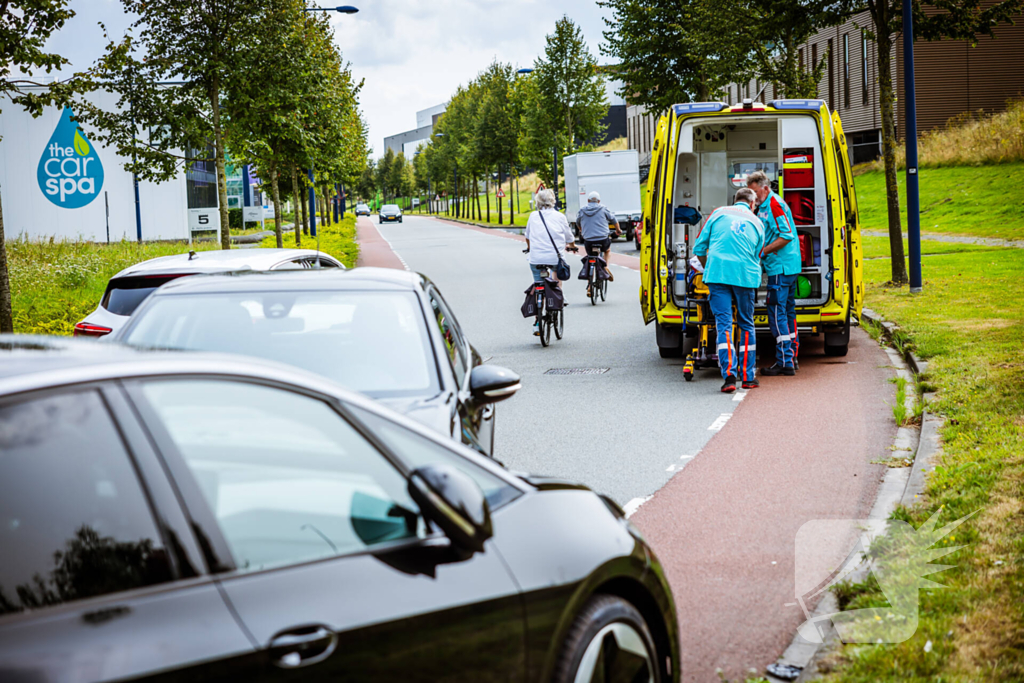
top-left (824, 342), bottom-right (849, 357)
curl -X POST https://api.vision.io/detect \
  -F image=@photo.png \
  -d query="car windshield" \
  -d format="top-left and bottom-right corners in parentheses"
top-left (123, 290), bottom-right (439, 398)
top-left (383, 205), bottom-right (399, 212)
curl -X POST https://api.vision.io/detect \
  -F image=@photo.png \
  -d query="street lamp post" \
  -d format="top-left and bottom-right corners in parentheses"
top-left (303, 5), bottom-right (359, 235)
top-left (903, 0), bottom-right (922, 292)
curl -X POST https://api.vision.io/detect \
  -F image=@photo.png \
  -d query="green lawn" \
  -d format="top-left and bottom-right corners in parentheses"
top-left (854, 163), bottom-right (1024, 241)
top-left (819, 178), bottom-right (1024, 678)
top-left (9, 213), bottom-right (359, 335)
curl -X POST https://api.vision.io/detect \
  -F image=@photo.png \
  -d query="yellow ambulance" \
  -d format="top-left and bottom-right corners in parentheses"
top-left (640, 98), bottom-right (863, 358)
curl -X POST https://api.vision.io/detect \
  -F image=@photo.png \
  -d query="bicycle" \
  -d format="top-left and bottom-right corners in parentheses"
top-left (584, 243), bottom-right (608, 306)
top-left (523, 251), bottom-right (566, 347)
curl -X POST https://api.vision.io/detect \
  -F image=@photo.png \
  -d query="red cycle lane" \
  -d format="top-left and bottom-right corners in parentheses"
top-left (355, 216), bottom-right (407, 270)
top-left (360, 215), bottom-right (897, 682)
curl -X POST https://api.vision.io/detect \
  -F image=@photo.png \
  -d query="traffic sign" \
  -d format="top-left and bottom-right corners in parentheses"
top-left (537, 182), bottom-right (546, 191)
top-left (496, 188), bottom-right (506, 199)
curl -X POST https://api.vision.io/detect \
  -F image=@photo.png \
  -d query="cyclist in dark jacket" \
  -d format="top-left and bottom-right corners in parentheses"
top-left (576, 192), bottom-right (620, 292)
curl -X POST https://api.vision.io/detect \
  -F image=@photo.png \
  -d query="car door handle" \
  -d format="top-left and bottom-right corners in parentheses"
top-left (269, 624), bottom-right (337, 668)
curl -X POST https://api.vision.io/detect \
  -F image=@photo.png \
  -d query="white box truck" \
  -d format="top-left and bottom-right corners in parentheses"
top-left (563, 150), bottom-right (643, 242)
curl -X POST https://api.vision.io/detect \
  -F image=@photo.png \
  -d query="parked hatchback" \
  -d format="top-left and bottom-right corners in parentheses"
top-left (0, 338), bottom-right (679, 683)
top-left (116, 267), bottom-right (514, 456)
top-left (75, 248), bottom-right (344, 339)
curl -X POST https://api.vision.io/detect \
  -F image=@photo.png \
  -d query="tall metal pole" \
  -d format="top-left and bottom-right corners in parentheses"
top-left (308, 167), bottom-right (317, 237)
top-left (903, 0), bottom-right (922, 292)
top-left (553, 145), bottom-right (560, 210)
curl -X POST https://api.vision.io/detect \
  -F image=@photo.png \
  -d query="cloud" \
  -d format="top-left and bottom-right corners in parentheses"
top-left (45, 0), bottom-right (613, 156)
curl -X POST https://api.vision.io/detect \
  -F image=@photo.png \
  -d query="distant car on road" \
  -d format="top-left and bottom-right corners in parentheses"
top-left (355, 203), bottom-right (371, 216)
top-left (74, 248), bottom-right (344, 340)
top-left (116, 267), bottom-right (512, 456)
top-left (379, 204), bottom-right (403, 223)
top-left (0, 337), bottom-right (679, 683)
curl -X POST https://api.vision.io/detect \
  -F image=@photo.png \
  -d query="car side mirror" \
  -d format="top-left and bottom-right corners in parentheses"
top-left (469, 365), bottom-right (520, 405)
top-left (408, 465), bottom-right (492, 553)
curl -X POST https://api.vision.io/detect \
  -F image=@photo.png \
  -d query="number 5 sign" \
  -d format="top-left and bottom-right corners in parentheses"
top-left (188, 208), bottom-right (221, 233)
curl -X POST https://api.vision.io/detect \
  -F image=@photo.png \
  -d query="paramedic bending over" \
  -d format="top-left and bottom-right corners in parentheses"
top-left (692, 187), bottom-right (766, 394)
top-left (746, 170), bottom-right (803, 376)
top-left (524, 188), bottom-right (577, 286)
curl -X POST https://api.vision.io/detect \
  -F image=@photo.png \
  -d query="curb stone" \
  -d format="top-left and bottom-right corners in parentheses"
top-left (766, 310), bottom-right (943, 682)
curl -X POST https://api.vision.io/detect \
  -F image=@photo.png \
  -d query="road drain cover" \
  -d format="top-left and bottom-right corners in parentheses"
top-left (544, 368), bottom-right (610, 375)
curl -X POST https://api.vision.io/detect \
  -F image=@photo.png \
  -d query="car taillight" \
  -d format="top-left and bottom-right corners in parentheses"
top-left (74, 322), bottom-right (113, 338)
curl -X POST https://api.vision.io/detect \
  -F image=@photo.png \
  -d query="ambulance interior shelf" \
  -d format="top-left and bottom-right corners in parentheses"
top-left (668, 115), bottom-right (831, 308)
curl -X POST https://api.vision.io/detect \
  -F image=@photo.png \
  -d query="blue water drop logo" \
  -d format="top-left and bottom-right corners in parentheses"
top-left (36, 107), bottom-right (104, 209)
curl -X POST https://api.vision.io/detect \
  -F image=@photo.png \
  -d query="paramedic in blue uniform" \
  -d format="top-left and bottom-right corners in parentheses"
top-left (692, 187), bottom-right (766, 393)
top-left (747, 170), bottom-right (803, 376)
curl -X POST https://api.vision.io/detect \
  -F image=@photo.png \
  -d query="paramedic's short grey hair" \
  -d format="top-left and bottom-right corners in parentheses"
top-left (734, 188), bottom-right (757, 206)
top-left (746, 170), bottom-right (771, 189)
top-left (536, 189), bottom-right (556, 209)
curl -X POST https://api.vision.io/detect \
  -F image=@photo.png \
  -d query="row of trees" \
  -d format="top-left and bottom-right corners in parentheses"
top-left (0, 0), bottom-right (369, 331)
top-left (600, 0), bottom-right (1022, 285)
top-left (359, 16), bottom-right (608, 225)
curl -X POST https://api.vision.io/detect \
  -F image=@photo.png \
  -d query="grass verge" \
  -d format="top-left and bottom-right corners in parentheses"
top-left (260, 212), bottom-right (359, 267)
top-left (818, 248), bottom-right (1024, 680)
top-left (853, 162), bottom-right (1024, 241)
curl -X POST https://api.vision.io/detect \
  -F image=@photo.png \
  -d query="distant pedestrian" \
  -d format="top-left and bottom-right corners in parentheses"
top-left (747, 170), bottom-right (802, 376)
top-left (692, 188), bottom-right (766, 393)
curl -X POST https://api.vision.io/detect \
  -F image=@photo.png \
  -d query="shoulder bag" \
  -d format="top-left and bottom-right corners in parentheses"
top-left (538, 211), bottom-right (571, 281)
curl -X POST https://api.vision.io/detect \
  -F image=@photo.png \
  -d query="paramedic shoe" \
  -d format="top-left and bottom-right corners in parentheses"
top-left (794, 358), bottom-right (800, 371)
top-left (721, 376), bottom-right (737, 393)
top-left (742, 379), bottom-right (760, 389)
top-left (761, 363), bottom-right (796, 377)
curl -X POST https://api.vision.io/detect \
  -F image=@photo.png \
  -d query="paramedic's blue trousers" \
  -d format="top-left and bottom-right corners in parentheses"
top-left (707, 283), bottom-right (756, 382)
top-left (766, 274), bottom-right (798, 367)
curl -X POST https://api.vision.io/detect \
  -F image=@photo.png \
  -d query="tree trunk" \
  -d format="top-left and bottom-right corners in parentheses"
top-left (475, 176), bottom-right (482, 220)
top-left (497, 165), bottom-right (503, 225)
top-left (290, 164), bottom-right (301, 247)
top-left (299, 180), bottom-right (309, 236)
top-left (0, 194), bottom-right (13, 333)
top-left (210, 79), bottom-right (231, 250)
top-left (485, 172), bottom-right (491, 223)
top-left (270, 160), bottom-right (283, 248)
top-left (875, 22), bottom-right (908, 285)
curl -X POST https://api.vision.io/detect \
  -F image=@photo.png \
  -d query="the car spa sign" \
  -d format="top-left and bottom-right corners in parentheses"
top-left (36, 107), bottom-right (105, 209)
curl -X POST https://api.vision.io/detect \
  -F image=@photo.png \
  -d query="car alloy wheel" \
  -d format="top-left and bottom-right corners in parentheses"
top-left (555, 595), bottom-right (659, 683)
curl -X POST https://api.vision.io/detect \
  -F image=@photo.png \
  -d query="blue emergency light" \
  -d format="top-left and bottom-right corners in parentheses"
top-left (770, 99), bottom-right (825, 110)
top-left (672, 102), bottom-right (727, 115)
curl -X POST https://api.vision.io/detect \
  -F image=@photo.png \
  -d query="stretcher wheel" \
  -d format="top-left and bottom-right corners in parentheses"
top-left (683, 359), bottom-right (694, 381)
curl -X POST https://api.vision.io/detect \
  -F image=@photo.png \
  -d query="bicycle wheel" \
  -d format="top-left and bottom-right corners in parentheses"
top-left (590, 274), bottom-right (598, 305)
top-left (554, 309), bottom-right (564, 339)
top-left (540, 314), bottom-right (552, 346)
top-left (599, 278), bottom-right (607, 302)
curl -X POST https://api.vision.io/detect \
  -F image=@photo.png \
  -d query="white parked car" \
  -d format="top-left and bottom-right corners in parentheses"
top-left (74, 248), bottom-right (344, 339)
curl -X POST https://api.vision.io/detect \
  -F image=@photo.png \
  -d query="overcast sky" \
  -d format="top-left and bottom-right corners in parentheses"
top-left (44, 0), bottom-right (614, 158)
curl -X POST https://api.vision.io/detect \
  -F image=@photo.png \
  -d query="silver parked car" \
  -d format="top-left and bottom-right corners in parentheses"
top-left (74, 248), bottom-right (344, 339)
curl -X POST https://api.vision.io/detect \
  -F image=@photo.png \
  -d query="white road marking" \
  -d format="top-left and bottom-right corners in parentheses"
top-left (733, 390), bottom-right (747, 402)
top-left (623, 496), bottom-right (652, 518)
top-left (666, 454), bottom-right (695, 472)
top-left (379, 233), bottom-right (410, 271)
top-left (708, 413), bottom-right (732, 431)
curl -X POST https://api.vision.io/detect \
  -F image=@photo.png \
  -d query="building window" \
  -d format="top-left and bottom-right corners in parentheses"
top-left (862, 30), bottom-right (870, 106)
top-left (799, 48), bottom-right (805, 73)
top-left (844, 34), bottom-right (850, 109)
top-left (811, 44), bottom-right (818, 96)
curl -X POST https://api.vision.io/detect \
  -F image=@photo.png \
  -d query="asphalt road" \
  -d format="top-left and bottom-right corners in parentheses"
top-left (375, 214), bottom-right (743, 507)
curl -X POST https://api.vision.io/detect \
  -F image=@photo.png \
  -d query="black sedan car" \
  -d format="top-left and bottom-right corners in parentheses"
top-left (115, 267), bottom-right (509, 456)
top-left (379, 203), bottom-right (402, 223)
top-left (0, 339), bottom-right (679, 683)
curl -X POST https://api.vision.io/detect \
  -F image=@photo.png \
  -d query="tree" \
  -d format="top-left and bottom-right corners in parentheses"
top-left (225, 0), bottom-right (309, 248)
top-left (356, 164), bottom-right (376, 203)
top-left (600, 0), bottom-right (752, 111)
top-left (376, 148), bottom-right (395, 200)
top-left (524, 16), bottom-right (608, 175)
top-left (865, 0), bottom-right (1022, 284)
top-left (79, 0), bottom-right (261, 251)
top-left (475, 62), bottom-right (520, 224)
top-left (0, 0), bottom-right (77, 332)
top-left (745, 0), bottom-right (855, 98)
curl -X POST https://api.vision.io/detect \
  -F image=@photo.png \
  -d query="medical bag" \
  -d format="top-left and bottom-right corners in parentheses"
top-left (783, 148), bottom-right (814, 189)
top-left (785, 190), bottom-right (815, 226)
top-left (798, 232), bottom-right (814, 267)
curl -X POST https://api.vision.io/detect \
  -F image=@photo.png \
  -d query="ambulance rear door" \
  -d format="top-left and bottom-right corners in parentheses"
top-left (831, 110), bottom-right (863, 316)
top-left (640, 114), bottom-right (670, 324)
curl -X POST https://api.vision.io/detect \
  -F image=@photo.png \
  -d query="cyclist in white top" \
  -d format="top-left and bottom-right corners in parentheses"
top-left (524, 189), bottom-right (577, 285)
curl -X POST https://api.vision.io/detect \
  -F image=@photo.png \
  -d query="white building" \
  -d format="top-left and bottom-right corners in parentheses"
top-left (0, 88), bottom-right (204, 242)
